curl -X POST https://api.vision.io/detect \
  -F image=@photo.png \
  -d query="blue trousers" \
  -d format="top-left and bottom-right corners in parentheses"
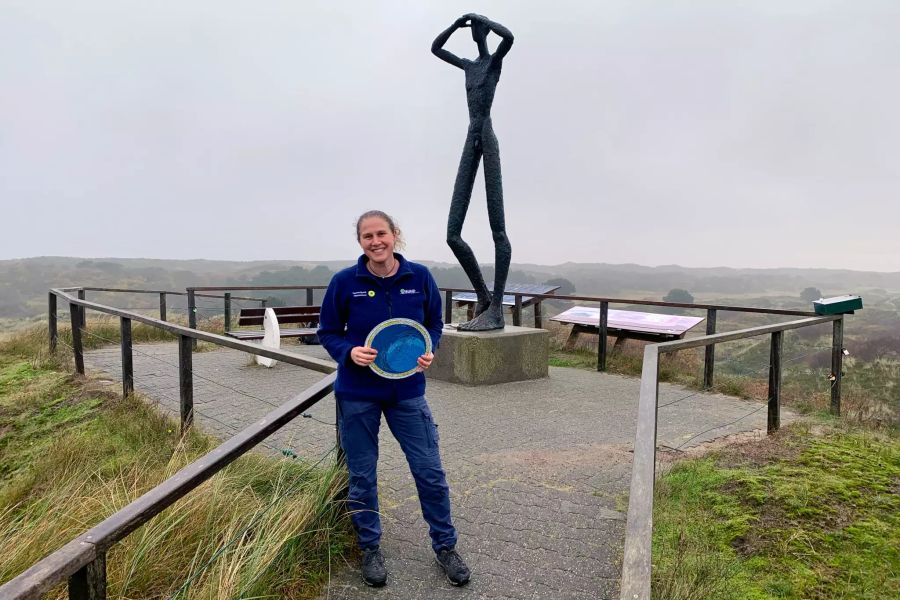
top-left (337, 393), bottom-right (457, 553)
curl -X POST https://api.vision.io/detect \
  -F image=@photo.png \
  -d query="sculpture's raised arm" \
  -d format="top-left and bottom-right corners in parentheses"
top-left (431, 16), bottom-right (469, 69)
top-left (466, 13), bottom-right (514, 59)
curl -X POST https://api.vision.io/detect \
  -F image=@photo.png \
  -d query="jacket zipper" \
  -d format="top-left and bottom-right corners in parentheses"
top-left (363, 268), bottom-right (409, 320)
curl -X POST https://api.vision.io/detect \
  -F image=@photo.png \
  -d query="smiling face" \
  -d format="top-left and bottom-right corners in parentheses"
top-left (357, 216), bottom-right (397, 266)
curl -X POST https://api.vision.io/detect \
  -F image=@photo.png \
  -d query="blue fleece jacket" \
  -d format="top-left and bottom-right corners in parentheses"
top-left (318, 254), bottom-right (443, 400)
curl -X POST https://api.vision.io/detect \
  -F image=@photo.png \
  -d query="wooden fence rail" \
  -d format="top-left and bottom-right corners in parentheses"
top-left (76, 287), bottom-right (265, 324)
top-left (618, 314), bottom-right (842, 599)
top-left (0, 289), bottom-right (340, 600)
top-left (184, 285), bottom-right (821, 398)
top-left (35, 285), bottom-right (847, 599)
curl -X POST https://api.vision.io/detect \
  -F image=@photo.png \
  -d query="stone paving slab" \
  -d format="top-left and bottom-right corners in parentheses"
top-left (83, 342), bottom-right (791, 600)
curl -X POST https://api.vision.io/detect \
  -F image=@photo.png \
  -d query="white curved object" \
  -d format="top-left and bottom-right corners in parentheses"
top-left (256, 308), bottom-right (281, 368)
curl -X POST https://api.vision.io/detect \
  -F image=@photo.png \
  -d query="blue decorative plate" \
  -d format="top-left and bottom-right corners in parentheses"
top-left (365, 318), bottom-right (432, 379)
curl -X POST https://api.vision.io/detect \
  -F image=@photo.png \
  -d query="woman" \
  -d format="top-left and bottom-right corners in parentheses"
top-left (318, 210), bottom-right (470, 588)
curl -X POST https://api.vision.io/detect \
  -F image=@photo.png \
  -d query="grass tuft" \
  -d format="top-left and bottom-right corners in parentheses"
top-left (652, 424), bottom-right (900, 599)
top-left (0, 327), bottom-right (351, 599)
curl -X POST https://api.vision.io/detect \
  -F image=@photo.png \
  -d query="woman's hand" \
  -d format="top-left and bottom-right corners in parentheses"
top-left (455, 15), bottom-right (470, 28)
top-left (416, 352), bottom-right (434, 372)
top-left (350, 346), bottom-right (378, 367)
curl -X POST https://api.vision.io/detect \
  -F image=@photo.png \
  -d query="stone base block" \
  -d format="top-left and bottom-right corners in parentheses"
top-left (427, 325), bottom-right (549, 386)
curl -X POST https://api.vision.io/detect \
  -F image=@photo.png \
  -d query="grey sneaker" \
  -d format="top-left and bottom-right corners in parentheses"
top-left (435, 548), bottom-right (471, 586)
top-left (361, 546), bottom-right (387, 587)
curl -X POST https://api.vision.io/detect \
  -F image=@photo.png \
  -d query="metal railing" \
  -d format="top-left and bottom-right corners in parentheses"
top-left (617, 313), bottom-right (844, 599)
top-left (185, 286), bottom-right (327, 344)
top-left (0, 288), bottom-right (339, 599)
top-left (165, 284), bottom-right (849, 600)
top-left (184, 285), bottom-right (831, 406)
top-left (73, 287), bottom-right (265, 326)
top-left (436, 288), bottom-right (835, 402)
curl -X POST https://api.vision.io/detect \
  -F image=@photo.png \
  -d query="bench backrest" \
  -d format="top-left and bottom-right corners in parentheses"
top-left (238, 305), bottom-right (320, 326)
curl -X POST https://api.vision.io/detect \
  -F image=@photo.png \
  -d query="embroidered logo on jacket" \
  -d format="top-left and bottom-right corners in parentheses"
top-left (352, 291), bottom-right (372, 298)
top-left (399, 288), bottom-right (418, 295)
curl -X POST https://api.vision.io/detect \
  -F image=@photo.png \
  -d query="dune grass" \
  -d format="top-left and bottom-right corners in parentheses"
top-left (0, 328), bottom-right (351, 599)
top-left (651, 423), bottom-right (899, 599)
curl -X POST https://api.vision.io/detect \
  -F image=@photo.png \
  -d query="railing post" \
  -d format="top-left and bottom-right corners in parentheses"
top-left (619, 345), bottom-right (660, 600)
top-left (48, 292), bottom-right (58, 353)
top-left (187, 289), bottom-right (197, 350)
top-left (77, 289), bottom-right (87, 328)
top-left (534, 300), bottom-right (543, 329)
top-left (120, 317), bottom-right (133, 398)
top-left (159, 292), bottom-right (167, 322)
top-left (335, 399), bottom-right (349, 502)
top-left (306, 288), bottom-right (314, 306)
top-left (513, 294), bottom-right (522, 326)
top-left (831, 316), bottom-right (844, 416)
top-left (444, 290), bottom-right (453, 326)
top-left (703, 308), bottom-right (717, 388)
top-left (335, 398), bottom-right (345, 464)
top-left (767, 330), bottom-right (782, 433)
top-left (179, 334), bottom-right (193, 433)
top-left (597, 301), bottom-right (609, 372)
top-left (224, 292), bottom-right (232, 332)
top-left (70, 305), bottom-right (85, 375)
top-left (68, 552), bottom-right (106, 600)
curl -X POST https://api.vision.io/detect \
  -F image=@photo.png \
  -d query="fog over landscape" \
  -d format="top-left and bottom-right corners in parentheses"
top-left (2, 1), bottom-right (899, 271)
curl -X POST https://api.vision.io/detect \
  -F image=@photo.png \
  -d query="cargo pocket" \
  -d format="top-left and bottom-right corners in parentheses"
top-left (421, 407), bottom-right (439, 450)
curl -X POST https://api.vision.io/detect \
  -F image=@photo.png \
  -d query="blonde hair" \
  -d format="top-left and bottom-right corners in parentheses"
top-left (355, 210), bottom-right (406, 251)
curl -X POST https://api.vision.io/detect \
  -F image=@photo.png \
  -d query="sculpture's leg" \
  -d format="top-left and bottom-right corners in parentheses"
top-left (447, 131), bottom-right (491, 316)
top-left (458, 121), bottom-right (508, 332)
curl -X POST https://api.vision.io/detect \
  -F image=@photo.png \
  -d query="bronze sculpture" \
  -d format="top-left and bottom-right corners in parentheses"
top-left (432, 13), bottom-right (514, 331)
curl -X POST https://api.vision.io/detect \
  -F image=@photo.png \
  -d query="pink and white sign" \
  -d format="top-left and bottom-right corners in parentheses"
top-left (550, 306), bottom-right (704, 336)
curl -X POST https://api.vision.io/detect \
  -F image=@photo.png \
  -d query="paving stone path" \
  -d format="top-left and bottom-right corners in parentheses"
top-left (84, 342), bottom-right (788, 600)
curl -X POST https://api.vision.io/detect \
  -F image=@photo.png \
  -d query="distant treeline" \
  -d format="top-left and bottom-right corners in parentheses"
top-left (1, 256), bottom-right (898, 319)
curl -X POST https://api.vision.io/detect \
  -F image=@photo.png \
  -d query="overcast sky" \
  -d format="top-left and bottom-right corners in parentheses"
top-left (2, 1), bottom-right (898, 271)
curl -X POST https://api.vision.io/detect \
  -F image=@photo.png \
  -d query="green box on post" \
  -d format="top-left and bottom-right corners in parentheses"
top-left (813, 295), bottom-right (863, 315)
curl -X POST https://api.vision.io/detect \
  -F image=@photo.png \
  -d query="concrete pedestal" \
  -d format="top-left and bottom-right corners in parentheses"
top-left (427, 325), bottom-right (549, 386)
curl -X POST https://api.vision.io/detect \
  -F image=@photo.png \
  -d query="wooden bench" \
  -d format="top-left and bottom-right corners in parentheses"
top-left (225, 305), bottom-right (321, 342)
top-left (452, 283), bottom-right (561, 326)
top-left (550, 306), bottom-right (704, 350)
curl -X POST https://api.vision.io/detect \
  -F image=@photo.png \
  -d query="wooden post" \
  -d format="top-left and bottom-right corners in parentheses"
top-left (77, 289), bottom-right (86, 328)
top-left (48, 292), bottom-right (58, 353)
top-left (619, 345), bottom-right (659, 600)
top-left (179, 334), bottom-right (193, 433)
top-left (597, 301), bottom-right (609, 372)
top-left (70, 305), bottom-right (85, 375)
top-left (767, 331), bottom-right (782, 433)
top-left (534, 301), bottom-right (543, 329)
top-left (306, 288), bottom-right (314, 306)
top-left (703, 308), bottom-right (717, 389)
top-left (334, 399), bottom-right (349, 502)
top-left (120, 317), bottom-right (133, 398)
top-left (159, 292), bottom-right (167, 322)
top-left (68, 552), bottom-right (106, 600)
top-left (335, 399), bottom-right (345, 465)
top-left (831, 316), bottom-right (844, 416)
top-left (224, 293), bottom-right (232, 332)
top-left (444, 290), bottom-right (453, 326)
top-left (187, 289), bottom-right (197, 350)
top-left (513, 294), bottom-right (522, 326)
